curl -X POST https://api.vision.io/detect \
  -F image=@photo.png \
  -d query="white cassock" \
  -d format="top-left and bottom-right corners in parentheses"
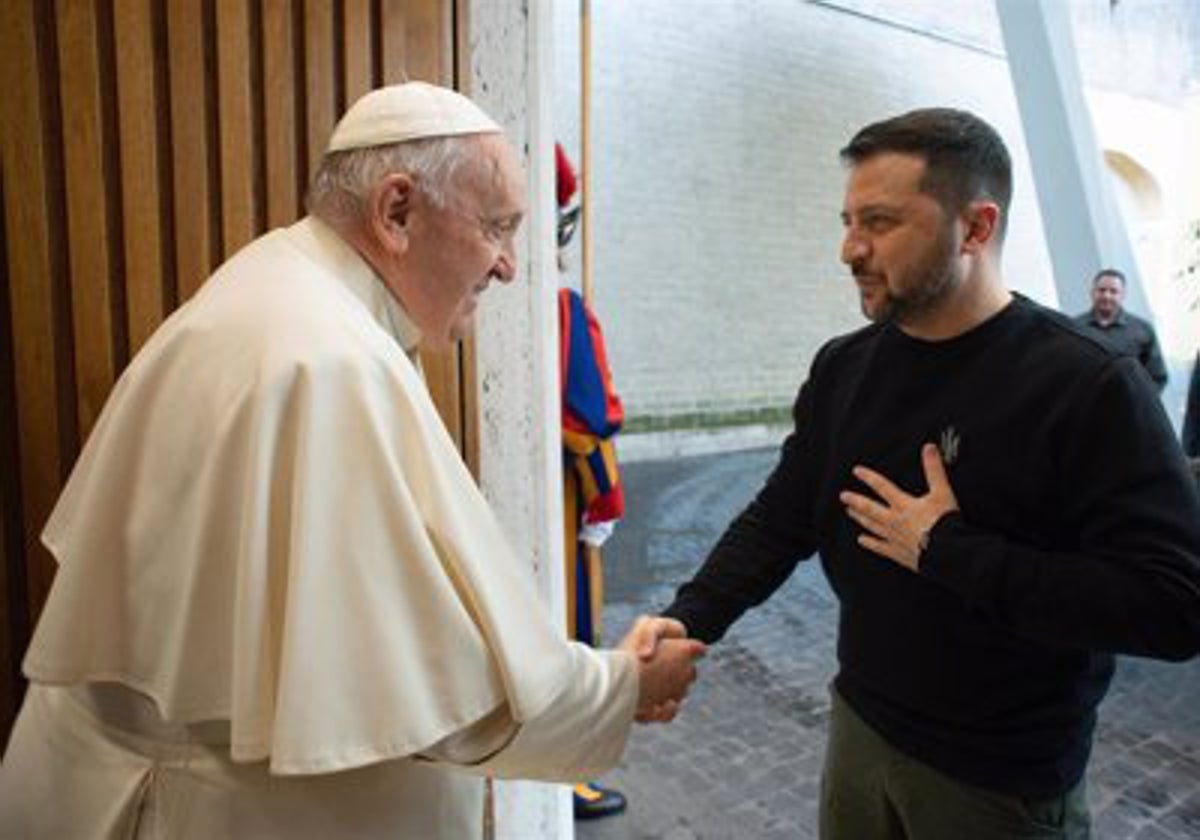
top-left (0, 216), bottom-right (637, 839)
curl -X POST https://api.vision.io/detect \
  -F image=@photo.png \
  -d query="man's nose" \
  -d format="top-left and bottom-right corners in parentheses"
top-left (840, 229), bottom-right (867, 266)
top-left (493, 239), bottom-right (517, 283)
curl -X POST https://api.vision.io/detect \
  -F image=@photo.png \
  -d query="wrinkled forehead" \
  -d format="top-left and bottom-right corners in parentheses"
top-left (456, 134), bottom-right (526, 210)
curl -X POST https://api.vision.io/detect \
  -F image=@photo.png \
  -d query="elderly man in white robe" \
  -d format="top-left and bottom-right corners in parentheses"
top-left (0, 83), bottom-right (705, 839)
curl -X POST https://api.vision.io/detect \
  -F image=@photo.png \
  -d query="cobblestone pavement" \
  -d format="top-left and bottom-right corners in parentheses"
top-left (579, 449), bottom-right (1200, 840)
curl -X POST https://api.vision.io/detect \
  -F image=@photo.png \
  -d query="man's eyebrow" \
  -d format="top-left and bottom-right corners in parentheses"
top-left (491, 210), bottom-right (523, 226)
top-left (843, 203), bottom-right (900, 220)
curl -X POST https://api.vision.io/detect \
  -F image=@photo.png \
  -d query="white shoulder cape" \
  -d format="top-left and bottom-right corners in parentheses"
top-left (24, 217), bottom-right (574, 774)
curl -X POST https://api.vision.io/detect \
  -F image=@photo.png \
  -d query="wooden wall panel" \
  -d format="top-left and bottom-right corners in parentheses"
top-left (262, 0), bottom-right (302, 228)
top-left (167, 0), bottom-right (218, 300)
top-left (1, 1), bottom-right (74, 633)
top-left (58, 0), bottom-right (121, 441)
top-left (216, 0), bottom-right (260, 256)
top-left (114, 0), bottom-right (171, 352)
top-left (380, 0), bottom-right (410, 84)
top-left (0, 0), bottom-right (460, 740)
top-left (421, 346), bottom-right (464, 447)
top-left (402, 0), bottom-right (447, 83)
top-left (0, 169), bottom-right (26, 731)
top-left (2, 3), bottom-right (72, 736)
top-left (343, 0), bottom-right (376, 104)
top-left (0, 477), bottom-right (12, 730)
top-left (303, 0), bottom-right (337, 179)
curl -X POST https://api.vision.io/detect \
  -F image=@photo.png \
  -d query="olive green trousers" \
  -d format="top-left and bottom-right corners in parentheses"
top-left (820, 689), bottom-right (1091, 839)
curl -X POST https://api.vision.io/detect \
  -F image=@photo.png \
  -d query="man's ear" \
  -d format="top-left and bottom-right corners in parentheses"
top-left (369, 173), bottom-right (416, 256)
top-left (960, 201), bottom-right (1000, 255)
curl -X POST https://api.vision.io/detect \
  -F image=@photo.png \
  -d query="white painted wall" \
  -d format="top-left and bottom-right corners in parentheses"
top-left (466, 1), bottom-right (574, 837)
top-left (1095, 89), bottom-right (1200, 429)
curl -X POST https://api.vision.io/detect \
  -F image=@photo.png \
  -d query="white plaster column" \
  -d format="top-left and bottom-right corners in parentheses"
top-left (995, 0), bottom-right (1148, 316)
top-left (463, 1), bottom-right (573, 838)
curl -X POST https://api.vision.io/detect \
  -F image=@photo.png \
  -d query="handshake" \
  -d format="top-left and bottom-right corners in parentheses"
top-left (617, 617), bottom-right (707, 724)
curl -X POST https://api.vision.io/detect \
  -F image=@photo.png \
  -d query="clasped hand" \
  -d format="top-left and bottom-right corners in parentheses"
top-left (838, 442), bottom-right (959, 572)
top-left (618, 616), bottom-right (706, 724)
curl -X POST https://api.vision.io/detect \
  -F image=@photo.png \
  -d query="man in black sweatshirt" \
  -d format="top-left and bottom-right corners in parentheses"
top-left (660, 109), bottom-right (1200, 839)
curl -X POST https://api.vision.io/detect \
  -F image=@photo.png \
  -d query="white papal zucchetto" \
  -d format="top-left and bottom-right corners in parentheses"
top-left (326, 81), bottom-right (501, 153)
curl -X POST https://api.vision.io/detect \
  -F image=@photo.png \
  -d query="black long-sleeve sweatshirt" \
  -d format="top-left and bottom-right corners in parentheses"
top-left (664, 294), bottom-right (1200, 797)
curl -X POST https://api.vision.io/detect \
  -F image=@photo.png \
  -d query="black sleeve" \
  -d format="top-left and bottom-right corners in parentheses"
top-left (1140, 323), bottom-right (1168, 392)
top-left (662, 378), bottom-right (821, 644)
top-left (920, 357), bottom-right (1200, 661)
top-left (1183, 355), bottom-right (1200, 458)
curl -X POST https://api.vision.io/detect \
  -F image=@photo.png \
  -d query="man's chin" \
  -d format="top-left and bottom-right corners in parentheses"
top-left (860, 297), bottom-right (894, 324)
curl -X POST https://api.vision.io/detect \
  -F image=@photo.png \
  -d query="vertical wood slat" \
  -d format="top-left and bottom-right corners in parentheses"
top-left (304, 0), bottom-right (336, 179)
top-left (420, 345), bottom-right (463, 448)
top-left (0, 481), bottom-right (11, 733)
top-left (461, 333), bottom-right (480, 476)
top-left (114, 0), bottom-right (169, 353)
top-left (380, 0), bottom-right (408, 84)
top-left (168, 0), bottom-right (216, 300)
top-left (0, 476), bottom-right (15, 735)
top-left (216, 0), bottom-right (259, 257)
top-left (57, 0), bottom-right (119, 443)
top-left (262, 0), bottom-right (301, 228)
top-left (1, 1), bottom-right (71, 618)
top-left (0, 168), bottom-right (25, 735)
top-left (402, 0), bottom-right (444, 83)
top-left (342, 0), bottom-right (374, 105)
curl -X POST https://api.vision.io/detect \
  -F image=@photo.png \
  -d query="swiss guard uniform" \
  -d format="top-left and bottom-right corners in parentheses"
top-left (557, 142), bottom-right (631, 821)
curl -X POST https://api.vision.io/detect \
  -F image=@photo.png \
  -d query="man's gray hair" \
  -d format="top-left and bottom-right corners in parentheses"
top-left (306, 134), bottom-right (479, 223)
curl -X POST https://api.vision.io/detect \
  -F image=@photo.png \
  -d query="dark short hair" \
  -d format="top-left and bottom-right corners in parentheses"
top-left (840, 108), bottom-right (1013, 236)
top-left (1093, 268), bottom-right (1126, 287)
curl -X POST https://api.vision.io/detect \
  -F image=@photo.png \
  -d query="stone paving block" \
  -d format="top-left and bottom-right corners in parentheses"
top-left (1157, 795), bottom-right (1200, 838)
top-left (1127, 780), bottom-right (1176, 813)
top-left (1095, 723), bottom-right (1144, 753)
top-left (1157, 758), bottom-right (1200, 796)
top-left (1094, 806), bottom-right (1140, 839)
top-left (1129, 739), bottom-right (1182, 772)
